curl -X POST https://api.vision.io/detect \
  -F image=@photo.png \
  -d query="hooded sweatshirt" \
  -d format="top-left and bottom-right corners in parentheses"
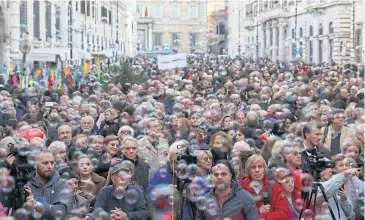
top-left (25, 171), bottom-right (72, 220)
top-left (204, 181), bottom-right (260, 220)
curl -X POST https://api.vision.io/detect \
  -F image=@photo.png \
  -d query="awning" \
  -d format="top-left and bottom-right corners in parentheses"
top-left (26, 48), bottom-right (71, 62)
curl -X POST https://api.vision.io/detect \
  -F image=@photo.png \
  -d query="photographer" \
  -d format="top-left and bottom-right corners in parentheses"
top-left (314, 155), bottom-right (361, 219)
top-left (330, 154), bottom-right (363, 215)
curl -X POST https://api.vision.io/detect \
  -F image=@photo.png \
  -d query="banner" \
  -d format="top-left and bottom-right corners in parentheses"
top-left (157, 53), bottom-right (187, 70)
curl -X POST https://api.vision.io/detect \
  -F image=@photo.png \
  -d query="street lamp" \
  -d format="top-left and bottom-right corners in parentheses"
top-left (19, 32), bottom-right (32, 68)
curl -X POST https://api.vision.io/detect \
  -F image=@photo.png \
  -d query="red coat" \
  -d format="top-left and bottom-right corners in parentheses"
top-left (238, 175), bottom-right (288, 220)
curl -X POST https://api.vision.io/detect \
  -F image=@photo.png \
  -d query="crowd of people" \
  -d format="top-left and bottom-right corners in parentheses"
top-left (0, 54), bottom-right (363, 220)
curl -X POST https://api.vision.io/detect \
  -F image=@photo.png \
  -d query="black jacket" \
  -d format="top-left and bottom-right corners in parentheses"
top-left (120, 156), bottom-right (150, 193)
top-left (299, 142), bottom-right (331, 172)
top-left (98, 119), bottom-right (119, 137)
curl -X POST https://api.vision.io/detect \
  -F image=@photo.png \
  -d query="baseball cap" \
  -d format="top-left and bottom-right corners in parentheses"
top-left (111, 163), bottom-right (131, 175)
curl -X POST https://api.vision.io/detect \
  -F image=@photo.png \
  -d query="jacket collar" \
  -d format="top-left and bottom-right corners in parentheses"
top-left (31, 171), bottom-right (61, 188)
top-left (240, 174), bottom-right (270, 195)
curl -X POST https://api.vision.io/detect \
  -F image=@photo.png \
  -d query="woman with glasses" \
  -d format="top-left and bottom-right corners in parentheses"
top-left (48, 141), bottom-right (71, 176)
top-left (274, 168), bottom-right (302, 220)
top-left (238, 155), bottom-right (288, 219)
top-left (77, 155), bottom-right (106, 208)
top-left (196, 150), bottom-right (213, 178)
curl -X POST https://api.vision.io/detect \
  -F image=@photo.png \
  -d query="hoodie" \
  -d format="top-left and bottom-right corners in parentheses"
top-left (25, 171), bottom-right (72, 220)
top-left (203, 181), bottom-right (260, 220)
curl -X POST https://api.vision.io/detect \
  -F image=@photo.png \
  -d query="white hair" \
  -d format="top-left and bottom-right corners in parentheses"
top-left (48, 141), bottom-right (67, 155)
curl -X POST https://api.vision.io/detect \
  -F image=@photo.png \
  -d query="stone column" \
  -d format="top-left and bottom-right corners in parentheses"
top-left (323, 37), bottom-right (330, 64)
top-left (148, 23), bottom-right (153, 49)
top-left (312, 37), bottom-right (319, 64)
top-left (259, 23), bottom-right (265, 58)
top-left (51, 2), bottom-right (56, 45)
top-left (266, 26), bottom-right (271, 59)
top-left (9, 1), bottom-right (20, 62)
top-left (272, 26), bottom-right (278, 62)
top-left (278, 25), bottom-right (285, 62)
top-left (60, 2), bottom-right (68, 48)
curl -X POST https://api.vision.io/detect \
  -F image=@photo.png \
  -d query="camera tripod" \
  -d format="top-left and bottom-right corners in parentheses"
top-left (299, 182), bottom-right (336, 220)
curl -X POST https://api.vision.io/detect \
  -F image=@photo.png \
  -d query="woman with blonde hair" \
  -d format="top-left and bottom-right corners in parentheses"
top-left (209, 131), bottom-right (232, 148)
top-left (238, 154), bottom-right (288, 219)
top-left (98, 108), bottom-right (120, 136)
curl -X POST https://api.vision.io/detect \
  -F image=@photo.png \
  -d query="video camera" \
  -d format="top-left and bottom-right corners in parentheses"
top-left (303, 147), bottom-right (334, 180)
top-left (6, 143), bottom-right (35, 212)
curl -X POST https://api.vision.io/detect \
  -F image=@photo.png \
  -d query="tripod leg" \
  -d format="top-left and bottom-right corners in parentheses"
top-left (318, 183), bottom-right (337, 220)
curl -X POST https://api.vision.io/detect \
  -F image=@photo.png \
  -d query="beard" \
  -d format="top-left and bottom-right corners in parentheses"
top-left (215, 181), bottom-right (227, 191)
top-left (37, 167), bottom-right (54, 181)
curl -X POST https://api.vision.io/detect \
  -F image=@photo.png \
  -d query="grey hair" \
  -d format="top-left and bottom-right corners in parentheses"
top-left (81, 115), bottom-right (94, 124)
top-left (122, 136), bottom-right (138, 146)
top-left (48, 141), bottom-right (67, 155)
top-left (57, 124), bottom-right (72, 135)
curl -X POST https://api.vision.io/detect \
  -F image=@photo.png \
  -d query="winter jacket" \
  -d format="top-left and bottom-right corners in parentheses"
top-left (315, 173), bottom-right (355, 220)
top-left (78, 172), bottom-right (106, 206)
top-left (95, 184), bottom-right (148, 220)
top-left (238, 175), bottom-right (288, 219)
top-left (138, 136), bottom-right (169, 178)
top-left (121, 156), bottom-right (149, 193)
top-left (146, 164), bottom-right (173, 198)
top-left (203, 181), bottom-right (260, 220)
top-left (98, 119), bottom-right (120, 137)
top-left (25, 171), bottom-right (72, 220)
top-left (344, 175), bottom-right (364, 214)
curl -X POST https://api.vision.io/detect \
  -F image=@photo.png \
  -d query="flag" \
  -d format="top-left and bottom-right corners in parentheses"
top-left (83, 62), bottom-right (89, 77)
top-left (29, 75), bottom-right (33, 87)
top-left (145, 7), bottom-right (148, 17)
top-left (73, 66), bottom-right (78, 87)
top-left (57, 75), bottom-right (62, 90)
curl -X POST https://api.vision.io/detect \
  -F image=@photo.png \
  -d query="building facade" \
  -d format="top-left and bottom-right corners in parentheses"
top-left (0, 0), bottom-right (137, 67)
top-left (226, 0), bottom-right (364, 65)
top-left (136, 0), bottom-right (208, 53)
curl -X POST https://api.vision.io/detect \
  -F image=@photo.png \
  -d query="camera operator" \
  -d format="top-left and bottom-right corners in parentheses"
top-left (314, 155), bottom-right (361, 220)
top-left (330, 154), bottom-right (364, 215)
top-left (25, 150), bottom-right (72, 219)
top-left (301, 123), bottom-right (331, 170)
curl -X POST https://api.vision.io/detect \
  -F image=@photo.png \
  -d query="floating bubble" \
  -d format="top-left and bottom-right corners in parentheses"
top-left (1, 175), bottom-right (15, 193)
top-left (61, 171), bottom-right (71, 180)
top-left (255, 129), bottom-right (264, 137)
top-left (84, 181), bottom-right (96, 193)
top-left (205, 174), bottom-right (216, 188)
top-left (196, 196), bottom-right (207, 210)
top-left (303, 209), bottom-right (313, 219)
top-left (33, 202), bottom-right (45, 218)
top-left (176, 162), bottom-right (188, 179)
top-left (102, 74), bottom-right (111, 83)
top-left (125, 187), bottom-right (139, 204)
top-left (186, 163), bottom-right (200, 180)
top-left (263, 119), bottom-right (274, 133)
top-left (246, 138), bottom-right (255, 147)
top-left (206, 198), bottom-right (219, 216)
top-left (301, 173), bottom-right (314, 193)
top-left (295, 198), bottom-right (304, 210)
top-left (159, 167), bottom-right (168, 178)
top-left (54, 209), bottom-right (63, 220)
top-left (22, 201), bottom-right (33, 214)
top-left (13, 208), bottom-right (29, 219)
top-left (114, 186), bottom-right (125, 199)
top-left (91, 157), bottom-right (99, 167)
top-left (59, 188), bottom-right (72, 204)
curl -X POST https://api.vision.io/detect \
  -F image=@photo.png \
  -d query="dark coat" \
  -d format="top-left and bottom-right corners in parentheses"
top-left (95, 185), bottom-right (148, 219)
top-left (99, 119), bottom-right (120, 137)
top-left (120, 156), bottom-right (149, 193)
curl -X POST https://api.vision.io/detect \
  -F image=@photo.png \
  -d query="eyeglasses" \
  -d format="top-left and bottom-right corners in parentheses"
top-left (291, 151), bottom-right (300, 156)
top-left (121, 131), bottom-right (132, 135)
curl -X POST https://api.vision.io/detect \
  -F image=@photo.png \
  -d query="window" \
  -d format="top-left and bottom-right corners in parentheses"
top-left (299, 27), bottom-right (303, 38)
top-left (33, 1), bottom-right (40, 40)
top-left (190, 33), bottom-right (198, 46)
top-left (219, 22), bottom-right (225, 35)
top-left (154, 5), bottom-right (163, 18)
top-left (87, 0), bottom-right (90, 16)
top-left (109, 10), bottom-right (112, 24)
top-left (56, 5), bottom-right (60, 39)
top-left (81, 0), bottom-right (85, 14)
top-left (101, 6), bottom-right (107, 18)
top-left (19, 1), bottom-right (27, 37)
top-left (153, 32), bottom-right (162, 46)
top-left (171, 4), bottom-right (180, 18)
top-left (309, 25), bottom-right (313, 36)
top-left (92, 1), bottom-right (94, 18)
top-left (45, 1), bottom-right (52, 38)
top-left (172, 33), bottom-right (180, 46)
top-left (329, 22), bottom-right (334, 34)
top-left (189, 5), bottom-right (198, 18)
top-left (76, 1), bottom-right (78, 11)
top-left (318, 23), bottom-right (323, 35)
top-left (67, 1), bottom-right (72, 47)
top-left (291, 28), bottom-right (295, 39)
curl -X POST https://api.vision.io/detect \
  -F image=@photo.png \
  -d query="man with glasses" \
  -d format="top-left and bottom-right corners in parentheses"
top-left (322, 109), bottom-right (356, 156)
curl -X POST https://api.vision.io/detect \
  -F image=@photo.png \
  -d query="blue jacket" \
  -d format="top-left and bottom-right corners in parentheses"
top-left (95, 184), bottom-right (148, 220)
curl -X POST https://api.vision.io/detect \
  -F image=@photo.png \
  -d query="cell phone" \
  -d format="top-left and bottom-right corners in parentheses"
top-left (45, 102), bottom-right (54, 107)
